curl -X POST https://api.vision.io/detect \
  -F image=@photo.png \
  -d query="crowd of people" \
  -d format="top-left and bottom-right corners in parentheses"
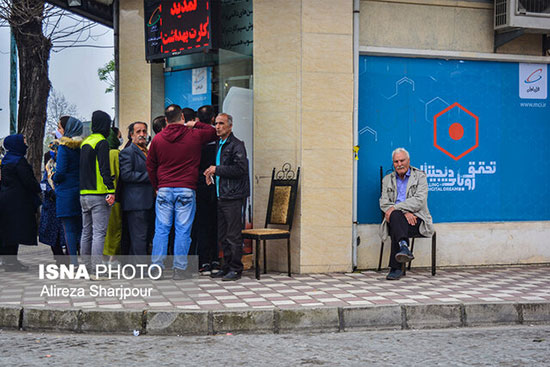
top-left (0, 104), bottom-right (250, 282)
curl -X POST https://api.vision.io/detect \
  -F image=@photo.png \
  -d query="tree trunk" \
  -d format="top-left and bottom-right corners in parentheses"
top-left (11, 0), bottom-right (52, 180)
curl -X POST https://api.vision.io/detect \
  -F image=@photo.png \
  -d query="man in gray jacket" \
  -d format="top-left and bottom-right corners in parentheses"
top-left (379, 148), bottom-right (434, 280)
top-left (120, 122), bottom-right (155, 258)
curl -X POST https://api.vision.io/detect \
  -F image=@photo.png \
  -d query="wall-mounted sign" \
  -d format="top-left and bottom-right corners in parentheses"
top-left (145, 0), bottom-right (212, 61)
top-left (220, 0), bottom-right (253, 56)
top-left (519, 63), bottom-right (547, 99)
top-left (357, 56), bottom-right (550, 223)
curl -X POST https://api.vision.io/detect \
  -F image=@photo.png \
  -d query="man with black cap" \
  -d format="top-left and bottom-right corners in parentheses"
top-left (79, 110), bottom-right (115, 274)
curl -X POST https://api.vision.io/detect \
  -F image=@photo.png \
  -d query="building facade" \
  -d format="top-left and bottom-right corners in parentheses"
top-left (117, 0), bottom-right (550, 273)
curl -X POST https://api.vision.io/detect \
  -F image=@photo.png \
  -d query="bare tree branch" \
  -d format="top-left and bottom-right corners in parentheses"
top-left (0, 0), bottom-right (114, 178)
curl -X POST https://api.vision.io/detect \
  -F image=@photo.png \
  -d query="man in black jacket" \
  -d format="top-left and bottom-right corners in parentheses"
top-left (204, 113), bottom-right (249, 281)
top-left (192, 105), bottom-right (220, 276)
top-left (119, 122), bottom-right (155, 259)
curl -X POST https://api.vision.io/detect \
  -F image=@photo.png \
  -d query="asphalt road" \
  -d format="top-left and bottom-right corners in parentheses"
top-left (1, 325), bottom-right (549, 366)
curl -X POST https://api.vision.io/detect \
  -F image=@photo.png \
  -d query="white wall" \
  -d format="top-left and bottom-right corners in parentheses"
top-left (357, 222), bottom-right (550, 270)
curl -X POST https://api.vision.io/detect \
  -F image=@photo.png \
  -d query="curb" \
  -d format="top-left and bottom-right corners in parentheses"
top-left (1, 302), bottom-right (549, 335)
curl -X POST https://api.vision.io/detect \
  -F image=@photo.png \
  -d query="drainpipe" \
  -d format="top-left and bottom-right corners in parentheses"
top-left (113, 0), bottom-right (119, 126)
top-left (352, 0), bottom-right (360, 270)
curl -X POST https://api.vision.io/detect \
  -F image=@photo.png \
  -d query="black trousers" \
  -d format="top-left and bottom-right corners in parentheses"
top-left (387, 210), bottom-right (422, 270)
top-left (0, 243), bottom-right (18, 256)
top-left (217, 198), bottom-right (244, 274)
top-left (191, 187), bottom-right (218, 266)
top-left (125, 209), bottom-right (154, 257)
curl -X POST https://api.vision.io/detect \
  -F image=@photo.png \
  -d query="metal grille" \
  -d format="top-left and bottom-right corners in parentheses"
top-left (518, 0), bottom-right (550, 14)
top-left (495, 0), bottom-right (508, 26)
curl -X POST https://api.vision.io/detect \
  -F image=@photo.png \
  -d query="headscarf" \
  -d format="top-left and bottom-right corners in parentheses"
top-left (91, 110), bottom-right (112, 138)
top-left (64, 117), bottom-right (83, 138)
top-left (106, 128), bottom-right (121, 150)
top-left (2, 134), bottom-right (27, 166)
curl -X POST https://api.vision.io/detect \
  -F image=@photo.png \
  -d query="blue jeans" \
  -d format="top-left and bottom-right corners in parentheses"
top-left (151, 187), bottom-right (196, 270)
top-left (61, 215), bottom-right (82, 265)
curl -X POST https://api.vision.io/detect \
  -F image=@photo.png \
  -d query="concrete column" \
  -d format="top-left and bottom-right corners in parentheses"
top-left (118, 0), bottom-right (163, 136)
top-left (254, 0), bottom-right (354, 273)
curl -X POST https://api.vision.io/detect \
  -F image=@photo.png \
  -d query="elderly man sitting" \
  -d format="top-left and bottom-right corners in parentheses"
top-left (379, 147), bottom-right (434, 280)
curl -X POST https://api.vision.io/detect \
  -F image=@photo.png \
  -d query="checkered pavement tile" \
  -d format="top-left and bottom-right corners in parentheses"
top-left (1, 247), bottom-right (549, 311)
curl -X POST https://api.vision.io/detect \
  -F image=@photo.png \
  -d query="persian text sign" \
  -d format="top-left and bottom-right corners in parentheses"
top-left (145, 0), bottom-right (211, 60)
top-left (420, 161), bottom-right (496, 192)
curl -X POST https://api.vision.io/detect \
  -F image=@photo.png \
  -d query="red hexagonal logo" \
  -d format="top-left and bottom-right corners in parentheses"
top-left (433, 102), bottom-right (479, 161)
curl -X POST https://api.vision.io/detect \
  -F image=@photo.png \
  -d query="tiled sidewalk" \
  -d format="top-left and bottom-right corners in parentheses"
top-left (1, 246), bottom-right (549, 311)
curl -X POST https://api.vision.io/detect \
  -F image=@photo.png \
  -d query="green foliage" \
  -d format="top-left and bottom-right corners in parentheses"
top-left (98, 58), bottom-right (115, 94)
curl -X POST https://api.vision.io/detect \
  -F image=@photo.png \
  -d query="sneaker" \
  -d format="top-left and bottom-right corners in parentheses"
top-left (222, 271), bottom-right (241, 282)
top-left (107, 259), bottom-right (121, 266)
top-left (386, 268), bottom-right (404, 280)
top-left (395, 240), bottom-right (414, 263)
top-left (210, 261), bottom-right (221, 275)
top-left (173, 268), bottom-right (192, 280)
top-left (199, 263), bottom-right (212, 276)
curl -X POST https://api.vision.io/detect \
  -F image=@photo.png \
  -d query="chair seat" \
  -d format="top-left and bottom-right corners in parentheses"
top-left (242, 228), bottom-right (290, 240)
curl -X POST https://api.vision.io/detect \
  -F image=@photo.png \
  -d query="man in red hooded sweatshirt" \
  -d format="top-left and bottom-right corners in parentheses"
top-left (146, 104), bottom-right (216, 279)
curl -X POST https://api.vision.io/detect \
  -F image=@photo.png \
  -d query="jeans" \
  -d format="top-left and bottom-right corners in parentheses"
top-left (80, 195), bottom-right (111, 267)
top-left (61, 215), bottom-right (82, 265)
top-left (151, 187), bottom-right (196, 270)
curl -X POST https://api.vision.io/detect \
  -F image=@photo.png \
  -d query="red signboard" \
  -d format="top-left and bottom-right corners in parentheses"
top-left (145, 0), bottom-right (211, 61)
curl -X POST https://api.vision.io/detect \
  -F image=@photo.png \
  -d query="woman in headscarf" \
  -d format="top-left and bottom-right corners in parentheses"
top-left (0, 134), bottom-right (42, 271)
top-left (103, 127), bottom-right (123, 263)
top-left (53, 116), bottom-right (84, 265)
top-left (39, 140), bottom-right (67, 264)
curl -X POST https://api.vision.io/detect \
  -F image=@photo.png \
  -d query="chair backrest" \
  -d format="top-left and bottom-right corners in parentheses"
top-left (380, 165), bottom-right (394, 220)
top-left (265, 163), bottom-right (300, 231)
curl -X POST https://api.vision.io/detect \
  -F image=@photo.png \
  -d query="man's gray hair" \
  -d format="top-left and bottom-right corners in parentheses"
top-left (217, 113), bottom-right (233, 125)
top-left (392, 147), bottom-right (410, 160)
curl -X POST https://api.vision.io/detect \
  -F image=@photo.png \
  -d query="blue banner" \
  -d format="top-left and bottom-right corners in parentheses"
top-left (358, 56), bottom-right (550, 223)
top-left (164, 66), bottom-right (211, 110)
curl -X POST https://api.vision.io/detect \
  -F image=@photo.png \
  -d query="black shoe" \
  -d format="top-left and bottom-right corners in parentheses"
top-left (172, 268), bottom-right (192, 280)
top-left (149, 266), bottom-right (165, 280)
top-left (222, 271), bottom-right (241, 282)
top-left (199, 263), bottom-right (212, 276)
top-left (210, 269), bottom-right (226, 278)
top-left (210, 261), bottom-right (221, 275)
top-left (386, 268), bottom-right (404, 280)
top-left (4, 261), bottom-right (29, 272)
top-left (395, 241), bottom-right (414, 263)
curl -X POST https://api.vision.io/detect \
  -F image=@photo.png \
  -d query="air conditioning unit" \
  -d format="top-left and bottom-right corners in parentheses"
top-left (495, 0), bottom-right (550, 31)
